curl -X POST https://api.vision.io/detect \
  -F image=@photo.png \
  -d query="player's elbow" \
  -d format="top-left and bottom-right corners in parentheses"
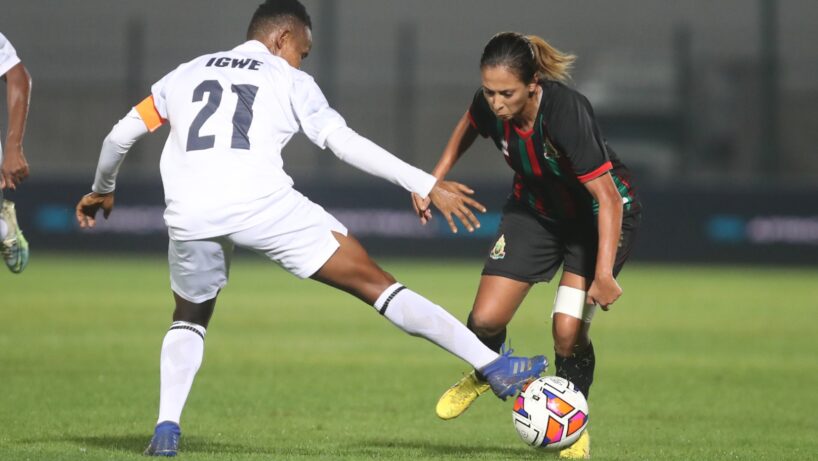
top-left (598, 191), bottom-right (623, 218)
top-left (599, 186), bottom-right (621, 206)
top-left (103, 128), bottom-right (133, 152)
top-left (326, 126), bottom-right (360, 161)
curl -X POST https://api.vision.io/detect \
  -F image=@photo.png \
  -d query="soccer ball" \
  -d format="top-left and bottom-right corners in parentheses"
top-left (512, 376), bottom-right (589, 450)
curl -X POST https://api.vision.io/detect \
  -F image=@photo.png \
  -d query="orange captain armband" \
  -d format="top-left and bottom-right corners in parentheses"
top-left (134, 95), bottom-right (166, 132)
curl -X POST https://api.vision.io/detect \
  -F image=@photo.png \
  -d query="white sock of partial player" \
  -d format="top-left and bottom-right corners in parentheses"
top-left (156, 321), bottom-right (206, 425)
top-left (373, 283), bottom-right (498, 369)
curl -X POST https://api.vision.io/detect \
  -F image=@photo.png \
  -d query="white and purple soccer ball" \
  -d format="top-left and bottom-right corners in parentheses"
top-left (512, 376), bottom-right (589, 451)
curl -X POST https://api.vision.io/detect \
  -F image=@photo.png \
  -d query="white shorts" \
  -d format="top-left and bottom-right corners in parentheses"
top-left (169, 188), bottom-right (348, 303)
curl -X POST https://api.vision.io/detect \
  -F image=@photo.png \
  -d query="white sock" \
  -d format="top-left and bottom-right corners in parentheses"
top-left (373, 283), bottom-right (498, 370)
top-left (156, 321), bottom-right (206, 425)
top-left (0, 219), bottom-right (7, 240)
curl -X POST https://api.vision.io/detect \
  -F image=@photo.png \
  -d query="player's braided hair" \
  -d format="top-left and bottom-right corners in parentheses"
top-left (247, 0), bottom-right (312, 39)
top-left (480, 32), bottom-right (575, 83)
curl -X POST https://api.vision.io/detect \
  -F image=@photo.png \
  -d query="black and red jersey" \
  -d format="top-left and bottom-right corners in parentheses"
top-left (468, 80), bottom-right (640, 222)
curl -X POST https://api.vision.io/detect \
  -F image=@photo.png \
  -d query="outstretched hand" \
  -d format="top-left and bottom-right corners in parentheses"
top-left (426, 180), bottom-right (486, 233)
top-left (75, 192), bottom-right (115, 229)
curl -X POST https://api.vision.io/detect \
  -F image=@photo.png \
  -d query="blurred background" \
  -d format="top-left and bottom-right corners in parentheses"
top-left (2, 0), bottom-right (817, 264)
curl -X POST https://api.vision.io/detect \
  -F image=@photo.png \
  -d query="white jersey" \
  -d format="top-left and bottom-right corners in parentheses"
top-left (0, 33), bottom-right (20, 78)
top-left (0, 33), bottom-right (21, 154)
top-left (130, 40), bottom-right (434, 241)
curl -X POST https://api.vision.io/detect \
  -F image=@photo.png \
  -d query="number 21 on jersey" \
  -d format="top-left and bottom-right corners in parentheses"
top-left (187, 80), bottom-right (259, 152)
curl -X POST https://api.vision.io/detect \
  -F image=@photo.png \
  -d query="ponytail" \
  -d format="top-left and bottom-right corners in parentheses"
top-left (481, 32), bottom-right (576, 83)
top-left (527, 35), bottom-right (575, 82)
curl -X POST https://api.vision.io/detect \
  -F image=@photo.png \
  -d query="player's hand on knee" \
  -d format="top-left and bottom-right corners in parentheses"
top-left (428, 180), bottom-right (486, 233)
top-left (411, 192), bottom-right (432, 225)
top-left (75, 192), bottom-right (115, 229)
top-left (586, 275), bottom-right (622, 311)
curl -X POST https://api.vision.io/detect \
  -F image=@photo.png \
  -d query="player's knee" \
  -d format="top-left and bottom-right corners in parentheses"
top-left (467, 311), bottom-right (506, 337)
top-left (173, 293), bottom-right (216, 328)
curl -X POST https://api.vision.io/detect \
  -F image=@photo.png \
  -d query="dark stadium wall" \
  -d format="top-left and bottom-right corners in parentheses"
top-left (12, 178), bottom-right (818, 265)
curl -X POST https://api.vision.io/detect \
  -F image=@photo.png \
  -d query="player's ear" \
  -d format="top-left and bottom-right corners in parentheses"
top-left (275, 29), bottom-right (292, 52)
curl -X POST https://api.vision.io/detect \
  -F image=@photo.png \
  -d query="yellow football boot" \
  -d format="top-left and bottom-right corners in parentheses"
top-left (435, 371), bottom-right (491, 420)
top-left (559, 430), bottom-right (590, 459)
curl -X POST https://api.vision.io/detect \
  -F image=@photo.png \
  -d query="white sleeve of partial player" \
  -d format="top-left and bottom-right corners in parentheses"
top-left (0, 33), bottom-right (21, 77)
top-left (326, 126), bottom-right (437, 198)
top-left (91, 108), bottom-right (150, 194)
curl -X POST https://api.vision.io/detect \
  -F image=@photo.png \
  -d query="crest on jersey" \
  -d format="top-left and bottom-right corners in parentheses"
top-left (543, 139), bottom-right (561, 160)
top-left (501, 139), bottom-right (510, 158)
top-left (490, 234), bottom-right (507, 260)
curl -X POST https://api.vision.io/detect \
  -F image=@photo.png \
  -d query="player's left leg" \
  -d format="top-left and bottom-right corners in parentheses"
top-left (236, 189), bottom-right (545, 399)
top-left (555, 213), bottom-right (640, 459)
top-left (310, 231), bottom-right (546, 399)
top-left (310, 231), bottom-right (501, 367)
top-left (552, 272), bottom-right (596, 398)
top-left (552, 273), bottom-right (595, 460)
top-left (555, 212), bottom-right (640, 401)
top-left (560, 430), bottom-right (591, 460)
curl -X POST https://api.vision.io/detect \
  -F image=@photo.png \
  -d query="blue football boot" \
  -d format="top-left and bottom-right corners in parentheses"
top-left (144, 421), bottom-right (181, 457)
top-left (479, 349), bottom-right (548, 400)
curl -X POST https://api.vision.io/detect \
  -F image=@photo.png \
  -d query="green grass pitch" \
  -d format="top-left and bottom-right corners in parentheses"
top-left (1, 254), bottom-right (817, 460)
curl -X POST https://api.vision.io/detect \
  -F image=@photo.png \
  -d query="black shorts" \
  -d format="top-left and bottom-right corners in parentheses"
top-left (482, 200), bottom-right (640, 283)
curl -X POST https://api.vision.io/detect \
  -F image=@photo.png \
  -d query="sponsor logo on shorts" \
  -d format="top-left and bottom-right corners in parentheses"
top-left (490, 234), bottom-right (507, 260)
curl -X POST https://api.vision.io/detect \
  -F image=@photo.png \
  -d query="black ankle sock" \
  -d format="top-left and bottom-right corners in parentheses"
top-left (555, 341), bottom-right (596, 399)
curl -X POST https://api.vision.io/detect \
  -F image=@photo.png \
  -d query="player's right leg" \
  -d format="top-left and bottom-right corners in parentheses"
top-left (145, 237), bottom-right (232, 457)
top-left (1, 198), bottom-right (30, 274)
top-left (309, 231), bottom-right (546, 400)
top-left (436, 275), bottom-right (531, 420)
